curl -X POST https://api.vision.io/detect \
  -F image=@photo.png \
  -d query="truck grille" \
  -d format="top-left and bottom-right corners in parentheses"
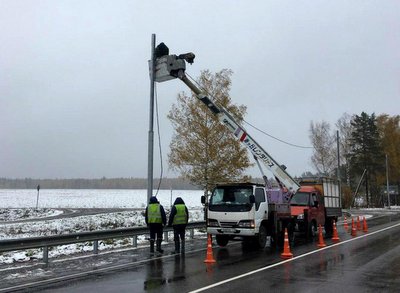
top-left (219, 221), bottom-right (237, 228)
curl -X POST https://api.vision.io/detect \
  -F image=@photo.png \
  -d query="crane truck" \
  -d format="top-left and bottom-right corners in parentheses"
top-left (151, 43), bottom-right (341, 247)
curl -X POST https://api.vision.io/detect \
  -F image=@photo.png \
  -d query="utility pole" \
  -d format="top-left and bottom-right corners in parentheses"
top-left (386, 154), bottom-right (390, 209)
top-left (336, 130), bottom-right (341, 207)
top-left (147, 34), bottom-right (156, 203)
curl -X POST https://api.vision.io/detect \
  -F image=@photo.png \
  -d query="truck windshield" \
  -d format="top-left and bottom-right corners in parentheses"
top-left (209, 186), bottom-right (253, 212)
top-left (290, 192), bottom-right (309, 206)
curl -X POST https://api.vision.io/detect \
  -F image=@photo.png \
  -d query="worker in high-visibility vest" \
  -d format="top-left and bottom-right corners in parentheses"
top-left (168, 197), bottom-right (189, 254)
top-left (145, 196), bottom-right (167, 254)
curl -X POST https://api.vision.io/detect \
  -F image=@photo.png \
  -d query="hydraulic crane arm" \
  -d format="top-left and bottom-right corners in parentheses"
top-left (152, 50), bottom-right (300, 193)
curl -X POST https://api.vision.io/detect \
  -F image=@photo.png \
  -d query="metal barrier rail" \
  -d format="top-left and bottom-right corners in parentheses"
top-left (0, 221), bottom-right (206, 263)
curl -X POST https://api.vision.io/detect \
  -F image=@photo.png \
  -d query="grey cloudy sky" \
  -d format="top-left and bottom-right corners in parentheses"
top-left (1, 0), bottom-right (399, 179)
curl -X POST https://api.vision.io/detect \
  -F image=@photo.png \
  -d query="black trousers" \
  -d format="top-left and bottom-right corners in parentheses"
top-left (149, 223), bottom-right (163, 241)
top-left (173, 225), bottom-right (186, 243)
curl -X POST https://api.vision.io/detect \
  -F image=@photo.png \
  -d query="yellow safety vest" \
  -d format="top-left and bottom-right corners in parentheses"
top-left (172, 204), bottom-right (187, 225)
top-left (148, 203), bottom-right (162, 224)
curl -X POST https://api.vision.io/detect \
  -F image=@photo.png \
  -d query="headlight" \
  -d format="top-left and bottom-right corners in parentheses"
top-left (238, 220), bottom-right (255, 228)
top-left (297, 213), bottom-right (304, 220)
top-left (208, 219), bottom-right (219, 227)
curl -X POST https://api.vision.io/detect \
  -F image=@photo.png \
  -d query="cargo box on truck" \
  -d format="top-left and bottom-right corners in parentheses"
top-left (290, 177), bottom-right (342, 238)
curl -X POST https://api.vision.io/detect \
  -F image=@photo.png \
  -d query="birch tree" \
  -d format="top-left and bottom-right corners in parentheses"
top-left (309, 120), bottom-right (336, 176)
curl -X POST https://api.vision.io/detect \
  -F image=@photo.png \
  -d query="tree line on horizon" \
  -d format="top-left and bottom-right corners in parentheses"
top-left (0, 177), bottom-right (200, 190)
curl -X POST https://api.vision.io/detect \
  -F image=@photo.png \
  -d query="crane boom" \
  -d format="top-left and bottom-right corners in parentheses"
top-left (152, 51), bottom-right (300, 193)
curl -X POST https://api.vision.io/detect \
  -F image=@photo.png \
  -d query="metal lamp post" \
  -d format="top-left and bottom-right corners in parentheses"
top-left (147, 34), bottom-right (156, 203)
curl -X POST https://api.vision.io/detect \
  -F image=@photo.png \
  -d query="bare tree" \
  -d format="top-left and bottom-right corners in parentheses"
top-left (309, 120), bottom-right (336, 175)
top-left (335, 113), bottom-right (354, 185)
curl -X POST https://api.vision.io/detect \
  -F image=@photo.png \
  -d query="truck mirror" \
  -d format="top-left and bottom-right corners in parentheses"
top-left (249, 195), bottom-right (255, 204)
top-left (201, 195), bottom-right (205, 204)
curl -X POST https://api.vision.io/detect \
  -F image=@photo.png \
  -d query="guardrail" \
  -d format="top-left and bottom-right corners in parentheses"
top-left (0, 221), bottom-right (206, 263)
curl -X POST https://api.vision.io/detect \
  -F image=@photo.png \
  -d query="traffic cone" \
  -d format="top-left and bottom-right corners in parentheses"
top-left (363, 216), bottom-right (368, 233)
top-left (356, 216), bottom-right (361, 231)
top-left (351, 218), bottom-right (357, 237)
top-left (204, 234), bottom-right (216, 263)
top-left (343, 216), bottom-right (349, 231)
top-left (317, 224), bottom-right (326, 248)
top-left (281, 228), bottom-right (293, 259)
top-left (331, 220), bottom-right (340, 242)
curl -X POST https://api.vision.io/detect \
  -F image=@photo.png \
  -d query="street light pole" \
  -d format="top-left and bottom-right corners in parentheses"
top-left (336, 130), bottom-right (341, 207)
top-left (147, 34), bottom-right (156, 203)
top-left (386, 154), bottom-right (390, 209)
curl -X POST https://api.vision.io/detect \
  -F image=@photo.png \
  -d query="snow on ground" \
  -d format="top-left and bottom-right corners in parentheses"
top-left (0, 208), bottom-right (63, 222)
top-left (0, 189), bottom-right (203, 209)
top-left (0, 189), bottom-right (205, 264)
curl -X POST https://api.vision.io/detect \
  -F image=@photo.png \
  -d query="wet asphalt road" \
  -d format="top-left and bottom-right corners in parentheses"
top-left (35, 211), bottom-right (400, 293)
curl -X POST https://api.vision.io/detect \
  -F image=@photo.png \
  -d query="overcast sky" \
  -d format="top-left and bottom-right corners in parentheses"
top-left (1, 0), bottom-right (399, 180)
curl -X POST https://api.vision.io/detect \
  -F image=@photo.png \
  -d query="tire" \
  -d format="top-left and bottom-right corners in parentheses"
top-left (216, 235), bottom-right (229, 247)
top-left (255, 225), bottom-right (267, 248)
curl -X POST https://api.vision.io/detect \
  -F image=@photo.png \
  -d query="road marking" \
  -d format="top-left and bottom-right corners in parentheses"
top-left (189, 221), bottom-right (400, 293)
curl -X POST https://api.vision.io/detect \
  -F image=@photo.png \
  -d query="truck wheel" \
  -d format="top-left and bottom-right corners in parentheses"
top-left (216, 235), bottom-right (229, 247)
top-left (309, 221), bottom-right (317, 238)
top-left (255, 225), bottom-right (267, 248)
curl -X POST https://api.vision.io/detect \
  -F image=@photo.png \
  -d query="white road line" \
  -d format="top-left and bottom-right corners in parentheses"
top-left (189, 222), bottom-right (400, 293)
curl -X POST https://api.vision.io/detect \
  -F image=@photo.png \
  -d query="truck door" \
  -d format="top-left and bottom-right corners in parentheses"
top-left (255, 187), bottom-right (268, 221)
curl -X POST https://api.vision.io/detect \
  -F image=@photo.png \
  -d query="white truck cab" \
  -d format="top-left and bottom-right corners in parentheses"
top-left (203, 183), bottom-right (272, 248)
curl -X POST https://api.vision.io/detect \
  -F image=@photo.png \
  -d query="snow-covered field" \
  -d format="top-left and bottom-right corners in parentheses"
top-left (0, 189), bottom-right (203, 209)
top-left (0, 189), bottom-right (205, 264)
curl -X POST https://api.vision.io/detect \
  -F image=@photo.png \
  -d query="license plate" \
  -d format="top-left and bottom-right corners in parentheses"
top-left (222, 228), bottom-right (236, 233)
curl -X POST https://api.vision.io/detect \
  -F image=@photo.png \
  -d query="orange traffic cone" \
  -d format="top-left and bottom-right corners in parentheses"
top-left (356, 216), bottom-right (361, 231)
top-left (281, 228), bottom-right (293, 259)
top-left (363, 216), bottom-right (368, 233)
top-left (317, 224), bottom-right (326, 248)
top-left (351, 218), bottom-right (357, 237)
top-left (332, 220), bottom-right (340, 242)
top-left (343, 216), bottom-right (349, 231)
top-left (204, 234), bottom-right (216, 263)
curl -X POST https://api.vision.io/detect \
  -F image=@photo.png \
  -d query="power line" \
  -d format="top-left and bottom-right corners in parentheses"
top-left (185, 73), bottom-right (313, 150)
top-left (154, 84), bottom-right (163, 196)
top-left (243, 120), bottom-right (313, 149)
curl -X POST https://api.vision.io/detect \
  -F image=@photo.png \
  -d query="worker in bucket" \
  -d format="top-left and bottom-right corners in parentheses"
top-left (145, 196), bottom-right (167, 254)
top-left (168, 197), bottom-right (189, 254)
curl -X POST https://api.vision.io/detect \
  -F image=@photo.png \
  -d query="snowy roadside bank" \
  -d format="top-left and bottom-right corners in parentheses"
top-left (0, 189), bottom-right (205, 264)
top-left (0, 208), bottom-right (205, 264)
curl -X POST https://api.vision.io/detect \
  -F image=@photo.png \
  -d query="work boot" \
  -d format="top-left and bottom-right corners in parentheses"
top-left (181, 240), bottom-right (185, 254)
top-left (150, 240), bottom-right (155, 254)
top-left (156, 239), bottom-right (164, 254)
